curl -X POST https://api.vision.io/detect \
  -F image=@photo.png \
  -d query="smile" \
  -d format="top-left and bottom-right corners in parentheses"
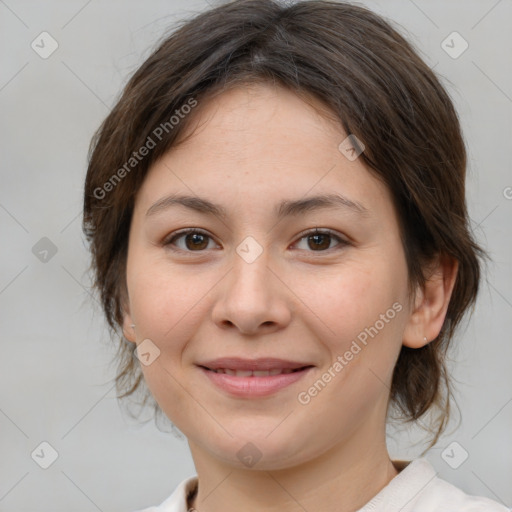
top-left (208, 368), bottom-right (303, 376)
top-left (199, 365), bottom-right (314, 397)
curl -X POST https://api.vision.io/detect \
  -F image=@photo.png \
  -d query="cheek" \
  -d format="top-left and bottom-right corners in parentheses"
top-left (291, 255), bottom-right (405, 339)
top-left (291, 265), bottom-right (405, 427)
top-left (127, 255), bottom-right (210, 341)
top-left (288, 250), bottom-right (408, 397)
top-left (127, 260), bottom-right (212, 423)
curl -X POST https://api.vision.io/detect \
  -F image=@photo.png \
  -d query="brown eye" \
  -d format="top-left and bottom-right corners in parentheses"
top-left (294, 229), bottom-right (348, 252)
top-left (164, 229), bottom-right (216, 252)
top-left (183, 232), bottom-right (209, 250)
top-left (307, 233), bottom-right (332, 251)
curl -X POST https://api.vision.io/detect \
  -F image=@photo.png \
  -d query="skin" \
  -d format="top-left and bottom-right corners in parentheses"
top-left (122, 84), bottom-right (457, 512)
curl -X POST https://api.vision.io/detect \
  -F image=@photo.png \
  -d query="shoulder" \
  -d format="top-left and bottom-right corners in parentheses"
top-left (131, 475), bottom-right (198, 512)
top-left (378, 458), bottom-right (510, 512)
top-left (415, 468), bottom-right (509, 512)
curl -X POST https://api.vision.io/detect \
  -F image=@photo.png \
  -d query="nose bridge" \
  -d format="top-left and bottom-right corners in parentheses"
top-left (229, 238), bottom-right (274, 304)
top-left (212, 236), bottom-right (291, 333)
top-left (233, 237), bottom-right (270, 284)
top-left (229, 230), bottom-right (272, 282)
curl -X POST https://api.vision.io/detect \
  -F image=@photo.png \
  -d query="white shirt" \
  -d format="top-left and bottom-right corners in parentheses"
top-left (134, 458), bottom-right (510, 512)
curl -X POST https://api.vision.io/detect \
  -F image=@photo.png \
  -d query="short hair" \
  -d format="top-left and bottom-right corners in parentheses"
top-left (83, 0), bottom-right (487, 448)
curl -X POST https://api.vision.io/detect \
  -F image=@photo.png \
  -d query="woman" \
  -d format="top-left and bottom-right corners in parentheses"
top-left (83, 1), bottom-right (507, 510)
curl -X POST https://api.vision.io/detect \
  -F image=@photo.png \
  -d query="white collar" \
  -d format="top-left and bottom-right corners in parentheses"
top-left (155, 458), bottom-right (434, 512)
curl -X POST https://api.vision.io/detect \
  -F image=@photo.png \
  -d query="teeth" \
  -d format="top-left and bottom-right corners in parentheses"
top-left (233, 370), bottom-right (253, 377)
top-left (212, 368), bottom-right (297, 376)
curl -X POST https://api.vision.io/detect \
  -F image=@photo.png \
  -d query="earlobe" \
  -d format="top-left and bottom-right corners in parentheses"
top-left (402, 255), bottom-right (458, 349)
top-left (120, 284), bottom-right (137, 343)
top-left (121, 305), bottom-right (137, 343)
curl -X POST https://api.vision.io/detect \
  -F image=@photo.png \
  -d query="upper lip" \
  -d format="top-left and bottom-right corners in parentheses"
top-left (198, 357), bottom-right (313, 371)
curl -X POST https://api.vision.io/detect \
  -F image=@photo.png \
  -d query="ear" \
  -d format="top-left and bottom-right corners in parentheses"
top-left (402, 254), bottom-right (458, 348)
top-left (122, 310), bottom-right (137, 343)
top-left (121, 294), bottom-right (137, 344)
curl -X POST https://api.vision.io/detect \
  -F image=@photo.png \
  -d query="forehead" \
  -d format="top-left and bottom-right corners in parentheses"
top-left (134, 84), bottom-right (394, 224)
top-left (175, 83), bottom-right (343, 156)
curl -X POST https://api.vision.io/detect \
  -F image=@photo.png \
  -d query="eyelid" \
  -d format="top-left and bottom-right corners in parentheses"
top-left (293, 227), bottom-right (347, 243)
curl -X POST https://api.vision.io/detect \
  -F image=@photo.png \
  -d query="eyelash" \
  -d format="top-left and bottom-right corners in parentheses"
top-left (162, 227), bottom-right (349, 255)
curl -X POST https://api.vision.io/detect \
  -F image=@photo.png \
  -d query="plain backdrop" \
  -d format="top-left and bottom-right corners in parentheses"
top-left (0, 0), bottom-right (511, 510)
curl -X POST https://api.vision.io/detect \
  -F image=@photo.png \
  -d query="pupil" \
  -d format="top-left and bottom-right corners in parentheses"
top-left (310, 234), bottom-right (329, 250)
top-left (186, 233), bottom-right (207, 250)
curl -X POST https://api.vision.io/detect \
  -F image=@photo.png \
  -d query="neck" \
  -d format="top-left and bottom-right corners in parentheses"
top-left (187, 422), bottom-right (399, 512)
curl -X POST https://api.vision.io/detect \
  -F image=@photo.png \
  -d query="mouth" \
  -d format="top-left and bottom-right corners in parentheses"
top-left (196, 358), bottom-right (314, 397)
top-left (200, 366), bottom-right (312, 377)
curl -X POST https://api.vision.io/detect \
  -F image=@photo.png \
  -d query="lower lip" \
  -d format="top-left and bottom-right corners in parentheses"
top-left (199, 366), bottom-right (313, 397)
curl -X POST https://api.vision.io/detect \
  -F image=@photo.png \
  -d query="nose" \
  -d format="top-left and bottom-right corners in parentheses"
top-left (211, 247), bottom-right (292, 335)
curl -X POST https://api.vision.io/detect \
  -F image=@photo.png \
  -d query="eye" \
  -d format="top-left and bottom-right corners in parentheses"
top-left (293, 228), bottom-right (348, 252)
top-left (163, 228), bottom-right (218, 252)
top-left (163, 227), bottom-right (349, 254)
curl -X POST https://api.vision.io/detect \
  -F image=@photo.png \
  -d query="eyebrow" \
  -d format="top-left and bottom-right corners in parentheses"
top-left (145, 193), bottom-right (370, 220)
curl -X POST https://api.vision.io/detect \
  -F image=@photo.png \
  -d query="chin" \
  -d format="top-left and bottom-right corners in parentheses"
top-left (213, 427), bottom-right (311, 471)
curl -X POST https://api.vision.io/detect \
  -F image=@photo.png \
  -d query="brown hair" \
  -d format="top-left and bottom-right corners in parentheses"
top-left (83, 0), bottom-right (487, 448)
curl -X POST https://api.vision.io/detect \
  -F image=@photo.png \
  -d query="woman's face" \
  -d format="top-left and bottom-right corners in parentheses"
top-left (122, 84), bottom-right (420, 470)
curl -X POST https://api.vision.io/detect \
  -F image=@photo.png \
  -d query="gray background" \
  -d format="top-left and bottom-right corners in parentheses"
top-left (1, 0), bottom-right (511, 510)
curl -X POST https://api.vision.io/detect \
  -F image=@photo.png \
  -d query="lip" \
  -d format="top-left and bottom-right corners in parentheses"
top-left (198, 363), bottom-right (314, 398)
top-left (198, 357), bottom-right (312, 371)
